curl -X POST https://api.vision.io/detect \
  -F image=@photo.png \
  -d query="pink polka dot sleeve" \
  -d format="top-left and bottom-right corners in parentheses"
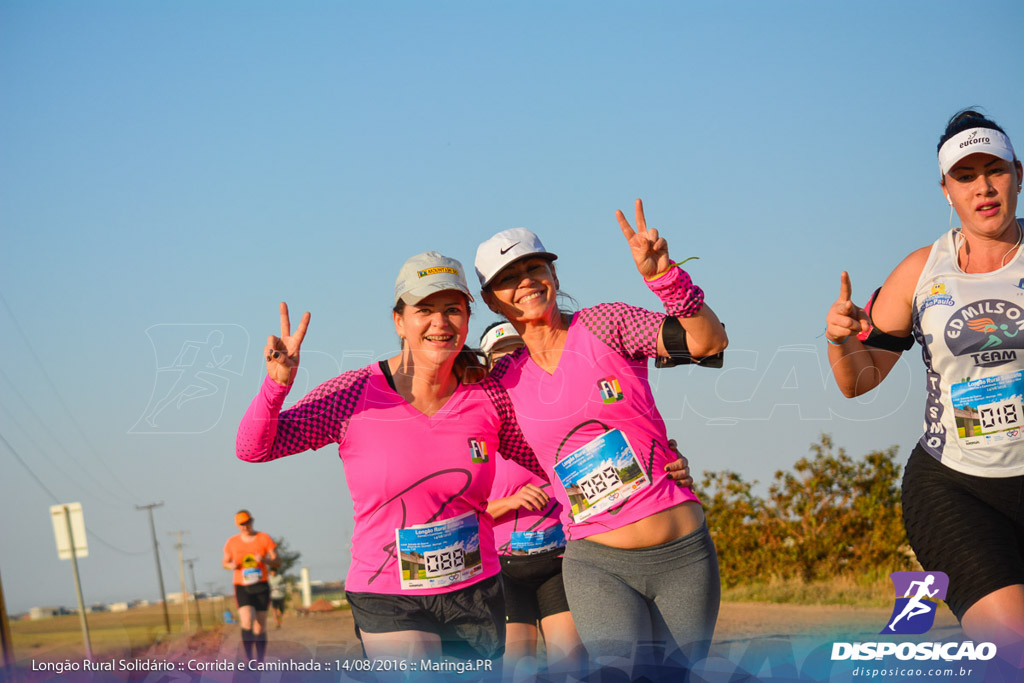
top-left (236, 369), bottom-right (373, 462)
top-left (480, 376), bottom-right (548, 481)
top-left (576, 302), bottom-right (665, 360)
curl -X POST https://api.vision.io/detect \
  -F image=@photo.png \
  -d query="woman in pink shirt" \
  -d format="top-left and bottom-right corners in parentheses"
top-left (475, 199), bottom-right (728, 674)
top-left (236, 252), bottom-right (546, 664)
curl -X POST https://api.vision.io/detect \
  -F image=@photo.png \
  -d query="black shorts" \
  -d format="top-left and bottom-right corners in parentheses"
top-left (271, 598), bottom-right (285, 610)
top-left (499, 547), bottom-right (570, 625)
top-left (235, 582), bottom-right (271, 611)
top-left (901, 444), bottom-right (1024, 621)
top-left (346, 574), bottom-right (505, 660)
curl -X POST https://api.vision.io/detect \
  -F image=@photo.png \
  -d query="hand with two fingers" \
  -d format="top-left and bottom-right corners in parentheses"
top-left (826, 272), bottom-right (870, 345)
top-left (265, 302), bottom-right (311, 387)
top-left (617, 198), bottom-right (673, 279)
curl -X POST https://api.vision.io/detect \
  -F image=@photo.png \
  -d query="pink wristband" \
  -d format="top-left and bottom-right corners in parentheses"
top-left (646, 263), bottom-right (705, 318)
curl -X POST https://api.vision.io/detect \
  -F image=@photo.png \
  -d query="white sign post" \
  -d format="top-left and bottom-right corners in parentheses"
top-left (50, 503), bottom-right (92, 658)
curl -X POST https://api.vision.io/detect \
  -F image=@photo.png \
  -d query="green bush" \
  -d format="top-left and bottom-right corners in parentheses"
top-left (696, 434), bottom-right (916, 590)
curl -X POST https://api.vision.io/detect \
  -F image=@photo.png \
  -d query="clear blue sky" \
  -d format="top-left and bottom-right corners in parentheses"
top-left (1, 1), bottom-right (1022, 614)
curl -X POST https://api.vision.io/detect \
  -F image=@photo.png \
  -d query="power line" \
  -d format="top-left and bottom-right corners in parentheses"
top-left (0, 383), bottom-right (132, 507)
top-left (0, 430), bottom-right (61, 503)
top-left (0, 292), bottom-right (137, 499)
top-left (0, 430), bottom-right (149, 557)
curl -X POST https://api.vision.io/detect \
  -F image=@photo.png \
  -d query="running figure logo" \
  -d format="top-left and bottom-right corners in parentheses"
top-left (131, 324), bottom-right (248, 434)
top-left (881, 571), bottom-right (949, 635)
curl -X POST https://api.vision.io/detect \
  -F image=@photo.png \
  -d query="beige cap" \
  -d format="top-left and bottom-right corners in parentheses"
top-left (394, 251), bottom-right (475, 305)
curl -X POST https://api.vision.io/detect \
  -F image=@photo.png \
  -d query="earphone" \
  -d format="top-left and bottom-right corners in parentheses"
top-left (946, 195), bottom-right (952, 206)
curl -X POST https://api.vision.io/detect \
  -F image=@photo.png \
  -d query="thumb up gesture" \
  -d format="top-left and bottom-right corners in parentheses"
top-left (826, 272), bottom-right (870, 344)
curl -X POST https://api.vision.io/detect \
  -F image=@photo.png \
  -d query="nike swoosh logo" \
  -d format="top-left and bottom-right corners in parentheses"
top-left (500, 242), bottom-right (520, 255)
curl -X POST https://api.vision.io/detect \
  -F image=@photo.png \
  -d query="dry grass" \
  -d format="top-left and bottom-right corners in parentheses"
top-left (9, 597), bottom-right (232, 662)
top-left (721, 575), bottom-right (896, 608)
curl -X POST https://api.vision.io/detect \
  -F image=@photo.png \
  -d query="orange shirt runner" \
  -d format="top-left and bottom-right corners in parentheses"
top-left (224, 532), bottom-right (277, 586)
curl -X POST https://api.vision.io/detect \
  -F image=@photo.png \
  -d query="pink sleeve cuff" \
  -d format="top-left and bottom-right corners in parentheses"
top-left (645, 263), bottom-right (705, 318)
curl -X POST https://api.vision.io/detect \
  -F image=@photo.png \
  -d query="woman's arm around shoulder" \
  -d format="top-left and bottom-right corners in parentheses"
top-left (826, 246), bottom-right (929, 397)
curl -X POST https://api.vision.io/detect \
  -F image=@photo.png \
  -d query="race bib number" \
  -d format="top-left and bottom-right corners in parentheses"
top-left (241, 568), bottom-right (262, 585)
top-left (510, 524), bottom-right (566, 555)
top-left (395, 511), bottom-right (482, 590)
top-left (552, 429), bottom-right (650, 523)
top-left (951, 371), bottom-right (1024, 449)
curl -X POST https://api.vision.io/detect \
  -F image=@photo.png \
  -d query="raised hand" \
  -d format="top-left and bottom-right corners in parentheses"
top-left (663, 439), bottom-right (693, 489)
top-left (265, 302), bottom-right (310, 386)
top-left (508, 483), bottom-right (551, 512)
top-left (617, 198), bottom-right (673, 279)
top-left (825, 272), bottom-right (869, 344)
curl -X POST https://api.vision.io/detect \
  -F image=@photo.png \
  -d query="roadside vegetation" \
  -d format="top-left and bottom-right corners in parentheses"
top-left (700, 434), bottom-right (917, 607)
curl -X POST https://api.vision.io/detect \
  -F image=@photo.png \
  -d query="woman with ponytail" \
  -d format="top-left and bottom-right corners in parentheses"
top-left (826, 109), bottom-right (1024, 662)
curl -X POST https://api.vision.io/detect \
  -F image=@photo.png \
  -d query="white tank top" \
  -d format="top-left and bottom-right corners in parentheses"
top-left (913, 221), bottom-right (1024, 477)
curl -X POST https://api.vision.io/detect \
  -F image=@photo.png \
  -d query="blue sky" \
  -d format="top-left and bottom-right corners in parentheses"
top-left (1, 1), bottom-right (1022, 614)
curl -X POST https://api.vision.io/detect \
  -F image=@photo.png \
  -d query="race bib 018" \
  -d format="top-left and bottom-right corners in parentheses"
top-left (951, 370), bottom-right (1024, 449)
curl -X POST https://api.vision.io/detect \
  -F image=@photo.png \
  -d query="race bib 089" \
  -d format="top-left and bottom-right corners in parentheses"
top-left (553, 429), bottom-right (650, 523)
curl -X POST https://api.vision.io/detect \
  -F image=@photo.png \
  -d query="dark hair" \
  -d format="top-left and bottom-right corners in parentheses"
top-left (392, 294), bottom-right (487, 384)
top-left (937, 108), bottom-right (1009, 153)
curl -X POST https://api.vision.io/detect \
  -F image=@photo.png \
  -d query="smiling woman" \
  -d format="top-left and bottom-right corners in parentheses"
top-left (235, 251), bottom-right (546, 664)
top-left (475, 203), bottom-right (728, 676)
top-left (825, 109), bottom-right (1024, 666)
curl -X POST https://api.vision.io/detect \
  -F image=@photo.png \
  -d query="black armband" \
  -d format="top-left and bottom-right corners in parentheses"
top-left (857, 287), bottom-right (914, 352)
top-left (655, 317), bottom-right (725, 369)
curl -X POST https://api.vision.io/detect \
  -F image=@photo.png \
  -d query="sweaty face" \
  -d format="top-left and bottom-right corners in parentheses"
top-left (486, 257), bottom-right (558, 322)
top-left (394, 291), bottom-right (470, 365)
top-left (944, 152), bottom-right (1021, 238)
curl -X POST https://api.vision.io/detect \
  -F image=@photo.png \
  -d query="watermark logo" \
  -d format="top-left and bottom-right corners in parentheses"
top-left (881, 571), bottom-right (949, 635)
top-left (130, 324), bottom-right (249, 434)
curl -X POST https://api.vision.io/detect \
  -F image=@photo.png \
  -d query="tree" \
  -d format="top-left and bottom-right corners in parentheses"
top-left (273, 537), bottom-right (302, 580)
top-left (699, 434), bottom-right (915, 588)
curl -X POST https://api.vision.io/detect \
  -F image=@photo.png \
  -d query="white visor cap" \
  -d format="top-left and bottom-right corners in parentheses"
top-left (479, 322), bottom-right (522, 356)
top-left (394, 251), bottom-right (475, 306)
top-left (475, 228), bottom-right (558, 288)
top-left (939, 127), bottom-right (1016, 177)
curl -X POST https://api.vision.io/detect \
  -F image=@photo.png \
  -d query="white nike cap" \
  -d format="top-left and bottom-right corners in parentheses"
top-left (474, 228), bottom-right (558, 288)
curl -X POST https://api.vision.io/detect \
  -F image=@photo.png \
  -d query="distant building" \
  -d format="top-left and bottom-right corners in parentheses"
top-left (109, 602), bottom-right (129, 612)
top-left (29, 607), bottom-right (61, 620)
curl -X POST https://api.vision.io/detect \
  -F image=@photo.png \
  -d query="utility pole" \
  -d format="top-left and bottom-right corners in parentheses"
top-left (136, 504), bottom-right (171, 633)
top-left (185, 558), bottom-right (202, 630)
top-left (62, 505), bottom-right (92, 659)
top-left (0, 568), bottom-right (15, 678)
top-left (169, 531), bottom-right (191, 632)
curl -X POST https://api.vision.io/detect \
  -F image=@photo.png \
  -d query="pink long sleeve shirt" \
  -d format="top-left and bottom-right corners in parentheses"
top-left (490, 303), bottom-right (700, 541)
top-left (237, 363), bottom-right (544, 595)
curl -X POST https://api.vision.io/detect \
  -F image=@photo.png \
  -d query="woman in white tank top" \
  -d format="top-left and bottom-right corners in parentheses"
top-left (825, 109), bottom-right (1024, 662)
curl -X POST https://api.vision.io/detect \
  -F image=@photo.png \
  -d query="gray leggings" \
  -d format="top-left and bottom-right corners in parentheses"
top-left (561, 523), bottom-right (720, 672)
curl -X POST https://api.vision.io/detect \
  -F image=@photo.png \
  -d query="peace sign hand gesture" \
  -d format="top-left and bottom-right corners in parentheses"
top-left (617, 198), bottom-right (673, 279)
top-left (825, 272), bottom-right (869, 345)
top-left (265, 302), bottom-right (310, 386)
